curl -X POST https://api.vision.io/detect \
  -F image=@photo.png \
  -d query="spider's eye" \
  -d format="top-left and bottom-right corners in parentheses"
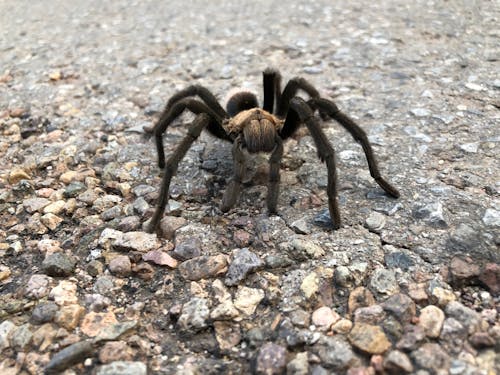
top-left (226, 92), bottom-right (258, 116)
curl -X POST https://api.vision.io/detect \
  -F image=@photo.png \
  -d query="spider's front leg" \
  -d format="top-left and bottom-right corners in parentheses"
top-left (309, 98), bottom-right (400, 199)
top-left (287, 97), bottom-right (342, 229)
top-left (220, 136), bottom-right (246, 213)
top-left (147, 113), bottom-right (211, 234)
top-left (266, 136), bottom-right (284, 214)
top-left (152, 98), bottom-right (224, 169)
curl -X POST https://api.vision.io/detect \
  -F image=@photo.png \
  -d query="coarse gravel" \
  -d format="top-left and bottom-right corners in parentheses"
top-left (1, 0), bottom-right (499, 374)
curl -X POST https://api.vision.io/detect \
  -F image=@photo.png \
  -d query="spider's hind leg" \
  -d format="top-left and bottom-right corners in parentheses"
top-left (263, 68), bottom-right (282, 113)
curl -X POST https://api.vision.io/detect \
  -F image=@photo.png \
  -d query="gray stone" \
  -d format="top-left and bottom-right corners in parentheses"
top-left (254, 342), bottom-right (287, 375)
top-left (410, 107), bottom-right (431, 117)
top-left (413, 201), bottom-right (447, 228)
top-left (45, 340), bottom-right (95, 374)
top-left (482, 208), bottom-right (500, 227)
top-left (384, 350), bottom-right (414, 373)
top-left (94, 320), bottom-right (138, 342)
top-left (132, 184), bottom-right (156, 197)
top-left (411, 343), bottom-right (450, 373)
top-left (92, 194), bottom-right (122, 212)
top-left (334, 265), bottom-right (354, 287)
top-left (290, 218), bottom-right (311, 234)
top-left (265, 254), bottom-right (293, 268)
top-left (108, 255), bottom-right (132, 276)
top-left (365, 212), bottom-right (386, 233)
top-left (93, 276), bottom-right (115, 296)
top-left (286, 352), bottom-right (309, 375)
top-left (289, 309), bottom-right (311, 328)
top-left (396, 324), bottom-right (426, 351)
top-left (177, 298), bottom-right (210, 331)
top-left (63, 182), bottom-right (87, 198)
top-left (158, 216), bottom-right (187, 240)
top-left (178, 255), bottom-right (228, 281)
top-left (369, 268), bottom-right (399, 295)
top-left (314, 336), bottom-right (357, 370)
top-left (117, 216), bottom-right (141, 232)
top-left (31, 302), bottom-right (59, 325)
top-left (25, 274), bottom-right (52, 299)
top-left (445, 301), bottom-right (482, 334)
top-left (112, 231), bottom-right (160, 252)
top-left (42, 252), bottom-right (77, 277)
top-left (131, 196), bottom-right (149, 215)
top-left (225, 248), bottom-right (263, 286)
top-left (289, 238), bottom-right (325, 260)
top-left (381, 293), bottom-right (416, 323)
top-left (84, 294), bottom-right (111, 312)
top-left (101, 205), bottom-right (122, 221)
top-left (96, 361), bottom-right (147, 375)
top-left (0, 320), bottom-right (16, 351)
top-left (23, 197), bottom-right (50, 213)
top-left (384, 251), bottom-right (414, 271)
top-left (439, 318), bottom-right (467, 353)
top-left (173, 237), bottom-right (202, 260)
top-left (310, 365), bottom-right (329, 375)
top-left (353, 304), bottom-right (385, 324)
top-left (313, 209), bottom-right (334, 228)
top-left (10, 323), bottom-right (33, 350)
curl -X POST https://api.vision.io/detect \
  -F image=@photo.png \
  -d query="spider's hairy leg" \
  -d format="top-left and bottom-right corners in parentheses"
top-left (226, 92), bottom-right (259, 117)
top-left (221, 136), bottom-right (246, 213)
top-left (309, 98), bottom-right (400, 199)
top-left (153, 98), bottom-right (223, 169)
top-left (144, 85), bottom-right (227, 134)
top-left (164, 85), bottom-right (227, 118)
top-left (263, 68), bottom-right (282, 113)
top-left (147, 113), bottom-right (211, 234)
top-left (289, 97), bottom-right (342, 229)
top-left (266, 136), bottom-right (284, 214)
top-left (276, 76), bottom-right (320, 117)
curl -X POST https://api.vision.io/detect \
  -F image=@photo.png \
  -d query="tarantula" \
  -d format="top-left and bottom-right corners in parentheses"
top-left (145, 68), bottom-right (399, 233)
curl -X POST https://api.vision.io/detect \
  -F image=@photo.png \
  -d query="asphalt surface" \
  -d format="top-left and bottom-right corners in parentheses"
top-left (1, 1), bottom-right (499, 374)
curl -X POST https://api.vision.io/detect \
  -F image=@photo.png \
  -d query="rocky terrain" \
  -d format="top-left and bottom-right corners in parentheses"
top-left (0, 0), bottom-right (498, 374)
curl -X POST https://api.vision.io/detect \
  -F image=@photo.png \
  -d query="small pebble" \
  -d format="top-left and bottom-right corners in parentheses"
top-left (255, 342), bottom-right (287, 375)
top-left (311, 306), bottom-right (340, 331)
top-left (177, 298), bottom-right (210, 331)
top-left (225, 248), bottom-right (263, 286)
top-left (364, 212), bottom-right (386, 233)
top-left (42, 253), bottom-right (76, 277)
top-left (348, 322), bottom-right (392, 354)
top-left (108, 255), bottom-right (132, 276)
top-left (418, 305), bottom-right (445, 338)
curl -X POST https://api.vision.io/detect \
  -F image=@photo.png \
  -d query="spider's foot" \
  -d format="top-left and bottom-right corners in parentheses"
top-left (376, 177), bottom-right (400, 199)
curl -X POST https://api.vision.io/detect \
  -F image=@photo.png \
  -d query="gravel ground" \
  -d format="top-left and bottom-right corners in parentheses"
top-left (1, 0), bottom-right (499, 374)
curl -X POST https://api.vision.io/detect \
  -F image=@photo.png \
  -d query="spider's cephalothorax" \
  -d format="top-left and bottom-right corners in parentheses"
top-left (223, 107), bottom-right (284, 153)
top-left (144, 69), bottom-right (400, 234)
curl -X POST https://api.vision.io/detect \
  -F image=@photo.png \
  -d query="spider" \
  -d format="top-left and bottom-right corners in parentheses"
top-left (144, 68), bottom-right (399, 234)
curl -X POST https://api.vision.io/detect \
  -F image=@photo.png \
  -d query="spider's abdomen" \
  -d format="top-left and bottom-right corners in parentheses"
top-left (243, 118), bottom-right (277, 153)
